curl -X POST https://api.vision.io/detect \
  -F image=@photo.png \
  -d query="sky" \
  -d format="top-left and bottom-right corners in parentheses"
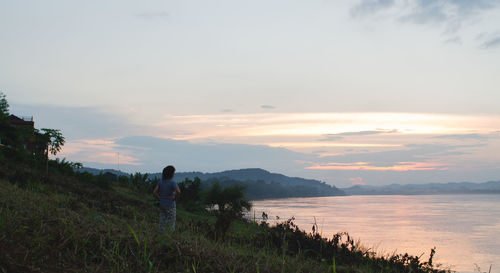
top-left (2, 0), bottom-right (500, 187)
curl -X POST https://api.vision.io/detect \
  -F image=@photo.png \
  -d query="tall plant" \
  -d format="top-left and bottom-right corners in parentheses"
top-left (205, 182), bottom-right (252, 239)
top-left (0, 91), bottom-right (9, 118)
top-left (0, 92), bottom-right (10, 145)
top-left (40, 128), bottom-right (65, 175)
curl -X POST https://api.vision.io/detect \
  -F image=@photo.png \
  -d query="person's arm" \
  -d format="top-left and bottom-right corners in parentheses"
top-left (153, 185), bottom-right (160, 201)
top-left (173, 187), bottom-right (181, 201)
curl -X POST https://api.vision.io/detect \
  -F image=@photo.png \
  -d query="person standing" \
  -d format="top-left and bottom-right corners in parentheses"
top-left (153, 165), bottom-right (180, 232)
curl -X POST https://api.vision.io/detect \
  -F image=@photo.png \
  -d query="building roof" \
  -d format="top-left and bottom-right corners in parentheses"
top-left (10, 114), bottom-right (34, 127)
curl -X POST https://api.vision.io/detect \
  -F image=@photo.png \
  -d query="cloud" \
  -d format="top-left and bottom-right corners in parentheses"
top-left (338, 129), bottom-right (398, 136)
top-left (320, 129), bottom-right (398, 141)
top-left (351, 0), bottom-right (500, 44)
top-left (320, 135), bottom-right (344, 142)
top-left (79, 136), bottom-right (312, 173)
top-left (154, 112), bottom-right (498, 140)
top-left (444, 36), bottom-right (463, 44)
top-left (261, 105), bottom-right (276, 109)
top-left (314, 143), bottom-right (476, 170)
top-left (13, 104), bottom-right (498, 185)
top-left (481, 36), bottom-right (500, 48)
top-left (434, 133), bottom-right (488, 140)
top-left (399, 1), bottom-right (448, 24)
top-left (351, 0), bottom-right (395, 17)
top-left (10, 103), bottom-right (149, 140)
top-left (353, 0), bottom-right (499, 23)
top-left (136, 11), bottom-right (169, 20)
top-left (57, 134), bottom-right (497, 187)
top-left (349, 177), bottom-right (366, 185)
top-left (60, 138), bottom-right (142, 167)
top-left (307, 161), bottom-right (448, 171)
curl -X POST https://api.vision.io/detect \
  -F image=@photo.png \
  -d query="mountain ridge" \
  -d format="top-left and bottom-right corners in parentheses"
top-left (79, 167), bottom-right (345, 199)
top-left (342, 180), bottom-right (500, 195)
top-left (80, 166), bottom-right (500, 196)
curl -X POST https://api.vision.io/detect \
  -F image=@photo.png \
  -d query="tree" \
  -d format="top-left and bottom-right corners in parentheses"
top-left (72, 162), bottom-right (83, 171)
top-left (40, 128), bottom-right (65, 175)
top-left (177, 177), bottom-right (203, 211)
top-left (0, 92), bottom-right (10, 146)
top-left (129, 172), bottom-right (151, 192)
top-left (205, 182), bottom-right (252, 239)
top-left (0, 91), bottom-right (9, 119)
top-left (40, 128), bottom-right (65, 156)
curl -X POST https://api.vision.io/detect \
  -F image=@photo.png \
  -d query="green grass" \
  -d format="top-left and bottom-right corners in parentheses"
top-left (0, 168), bottom-right (452, 273)
top-left (0, 177), bottom-right (321, 272)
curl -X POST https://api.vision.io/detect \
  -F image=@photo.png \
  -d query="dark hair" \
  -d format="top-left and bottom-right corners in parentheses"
top-left (162, 165), bottom-right (176, 180)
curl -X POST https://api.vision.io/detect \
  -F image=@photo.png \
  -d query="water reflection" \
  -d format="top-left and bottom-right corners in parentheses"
top-left (249, 195), bottom-right (500, 273)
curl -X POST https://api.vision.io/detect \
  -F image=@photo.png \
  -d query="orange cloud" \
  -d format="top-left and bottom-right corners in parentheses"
top-left (57, 138), bottom-right (142, 166)
top-left (155, 112), bottom-right (500, 141)
top-left (267, 142), bottom-right (403, 148)
top-left (86, 152), bottom-right (142, 166)
top-left (349, 177), bottom-right (366, 185)
top-left (307, 162), bottom-right (448, 171)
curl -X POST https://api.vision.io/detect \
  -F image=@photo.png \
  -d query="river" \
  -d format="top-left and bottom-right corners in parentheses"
top-left (249, 194), bottom-right (500, 273)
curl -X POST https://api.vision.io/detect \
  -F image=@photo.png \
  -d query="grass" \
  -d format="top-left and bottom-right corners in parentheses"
top-left (0, 177), bottom-right (321, 272)
top-left (0, 164), bottom-right (452, 273)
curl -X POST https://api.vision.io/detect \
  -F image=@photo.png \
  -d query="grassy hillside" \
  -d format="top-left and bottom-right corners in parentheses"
top-left (0, 162), bottom-right (453, 273)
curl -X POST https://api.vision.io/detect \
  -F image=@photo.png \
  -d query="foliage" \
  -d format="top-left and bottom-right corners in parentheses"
top-left (203, 177), bottom-right (343, 200)
top-left (0, 94), bottom-right (66, 174)
top-left (129, 172), bottom-right (149, 189)
top-left (205, 182), bottom-right (252, 240)
top-left (49, 158), bottom-right (82, 174)
top-left (177, 177), bottom-right (203, 211)
top-left (40, 128), bottom-right (65, 156)
top-left (0, 91), bottom-right (9, 122)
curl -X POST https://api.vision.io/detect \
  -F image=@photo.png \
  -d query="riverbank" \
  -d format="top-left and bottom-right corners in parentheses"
top-left (0, 167), bottom-right (451, 273)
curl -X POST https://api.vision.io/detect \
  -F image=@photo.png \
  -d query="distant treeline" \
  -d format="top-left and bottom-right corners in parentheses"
top-left (153, 168), bottom-right (345, 200)
top-left (342, 181), bottom-right (500, 195)
top-left (202, 178), bottom-right (343, 200)
top-left (81, 167), bottom-right (345, 200)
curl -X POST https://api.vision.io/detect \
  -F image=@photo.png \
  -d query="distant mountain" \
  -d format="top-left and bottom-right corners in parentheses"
top-left (79, 166), bottom-right (500, 197)
top-left (173, 168), bottom-right (332, 186)
top-left (342, 181), bottom-right (500, 195)
top-left (77, 167), bottom-right (344, 199)
top-left (149, 168), bottom-right (345, 199)
top-left (79, 167), bottom-right (130, 177)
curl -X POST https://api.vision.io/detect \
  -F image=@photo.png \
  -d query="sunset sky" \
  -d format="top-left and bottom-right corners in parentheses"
top-left (2, 0), bottom-right (500, 187)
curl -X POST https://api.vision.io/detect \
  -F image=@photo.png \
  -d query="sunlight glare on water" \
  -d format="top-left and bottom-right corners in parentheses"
top-left (249, 195), bottom-right (500, 273)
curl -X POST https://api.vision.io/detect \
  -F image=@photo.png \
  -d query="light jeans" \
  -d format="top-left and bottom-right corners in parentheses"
top-left (159, 203), bottom-right (176, 232)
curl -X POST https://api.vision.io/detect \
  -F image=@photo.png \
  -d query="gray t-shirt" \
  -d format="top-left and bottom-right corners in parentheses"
top-left (157, 179), bottom-right (179, 207)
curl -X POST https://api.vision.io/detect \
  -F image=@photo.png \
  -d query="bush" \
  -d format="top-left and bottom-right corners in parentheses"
top-left (177, 177), bottom-right (203, 211)
top-left (205, 182), bottom-right (252, 240)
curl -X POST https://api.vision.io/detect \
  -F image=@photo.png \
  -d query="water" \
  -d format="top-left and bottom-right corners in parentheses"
top-left (249, 194), bottom-right (500, 273)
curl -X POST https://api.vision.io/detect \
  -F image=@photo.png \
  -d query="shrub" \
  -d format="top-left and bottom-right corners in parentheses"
top-left (204, 182), bottom-right (252, 240)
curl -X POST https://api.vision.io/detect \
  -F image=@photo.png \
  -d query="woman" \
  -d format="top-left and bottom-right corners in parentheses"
top-left (153, 165), bottom-right (180, 232)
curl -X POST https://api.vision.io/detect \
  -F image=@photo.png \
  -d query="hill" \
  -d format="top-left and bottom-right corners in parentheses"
top-left (342, 181), bottom-right (500, 195)
top-left (80, 167), bottom-right (130, 177)
top-left (80, 167), bottom-right (345, 199)
top-left (150, 168), bottom-right (345, 199)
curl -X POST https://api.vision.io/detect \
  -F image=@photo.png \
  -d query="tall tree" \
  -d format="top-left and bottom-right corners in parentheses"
top-left (0, 92), bottom-right (10, 147)
top-left (0, 91), bottom-right (8, 118)
top-left (40, 128), bottom-right (65, 175)
top-left (0, 91), bottom-right (9, 125)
